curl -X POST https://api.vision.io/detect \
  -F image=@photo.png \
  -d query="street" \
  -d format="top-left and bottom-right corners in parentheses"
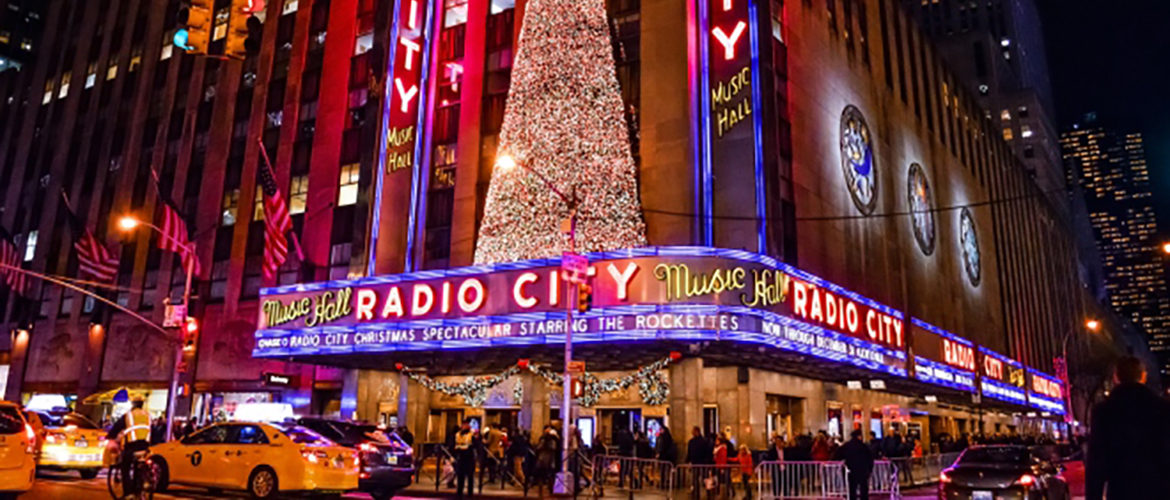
top-left (20, 470), bottom-right (386, 500)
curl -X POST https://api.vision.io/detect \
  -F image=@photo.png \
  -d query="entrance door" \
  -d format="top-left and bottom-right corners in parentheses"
top-left (427, 409), bottom-right (465, 444)
top-left (485, 409), bottom-right (519, 432)
top-left (766, 394), bottom-right (804, 439)
top-left (597, 408), bottom-right (642, 449)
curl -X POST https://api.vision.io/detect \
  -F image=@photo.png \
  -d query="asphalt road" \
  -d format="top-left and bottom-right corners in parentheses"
top-left (20, 469), bottom-right (386, 499)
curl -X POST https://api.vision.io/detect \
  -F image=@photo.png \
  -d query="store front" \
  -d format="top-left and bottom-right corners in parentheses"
top-left (253, 247), bottom-right (1068, 449)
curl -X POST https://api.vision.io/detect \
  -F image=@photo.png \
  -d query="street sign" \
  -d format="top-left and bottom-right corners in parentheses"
top-left (568, 360), bottom-right (586, 376)
top-left (163, 303), bottom-right (188, 328)
top-left (561, 252), bottom-right (587, 284)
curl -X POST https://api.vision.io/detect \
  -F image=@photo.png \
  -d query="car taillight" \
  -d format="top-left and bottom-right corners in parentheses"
top-left (1014, 473), bottom-right (1037, 488)
top-left (939, 470), bottom-right (952, 483)
top-left (24, 424), bottom-right (35, 453)
top-left (359, 442), bottom-right (377, 453)
top-left (301, 449), bottom-right (328, 463)
top-left (352, 453), bottom-right (361, 470)
top-left (46, 432), bottom-right (67, 444)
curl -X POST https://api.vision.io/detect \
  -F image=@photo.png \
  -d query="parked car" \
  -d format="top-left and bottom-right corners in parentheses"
top-left (296, 417), bottom-right (414, 500)
top-left (940, 445), bottom-right (1069, 500)
top-left (0, 402), bottom-right (38, 496)
top-left (31, 412), bottom-right (106, 478)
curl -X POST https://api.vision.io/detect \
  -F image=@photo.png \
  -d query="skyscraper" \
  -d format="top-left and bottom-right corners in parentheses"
top-left (0, 0), bottom-right (44, 72)
top-left (1062, 116), bottom-right (1170, 377)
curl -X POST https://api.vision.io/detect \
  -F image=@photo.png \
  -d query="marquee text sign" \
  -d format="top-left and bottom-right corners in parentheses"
top-left (256, 248), bottom-right (906, 374)
top-left (978, 346), bottom-right (1027, 405)
top-left (909, 319), bottom-right (976, 391)
top-left (1026, 369), bottom-right (1066, 415)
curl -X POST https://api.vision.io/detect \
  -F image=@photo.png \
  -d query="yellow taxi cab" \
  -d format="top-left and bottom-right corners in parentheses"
top-left (33, 412), bottom-right (107, 478)
top-left (0, 402), bottom-right (37, 495)
top-left (149, 421), bottom-right (358, 498)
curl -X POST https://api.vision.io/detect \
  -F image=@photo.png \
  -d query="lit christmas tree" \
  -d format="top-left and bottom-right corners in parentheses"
top-left (473, 0), bottom-right (647, 264)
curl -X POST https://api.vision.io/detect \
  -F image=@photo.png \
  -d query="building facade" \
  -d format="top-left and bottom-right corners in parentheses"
top-left (1062, 117), bottom-right (1170, 378)
top-left (0, 0), bottom-right (44, 72)
top-left (0, 0), bottom-right (1091, 447)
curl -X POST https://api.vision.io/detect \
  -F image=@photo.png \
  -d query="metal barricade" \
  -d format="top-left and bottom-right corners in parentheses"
top-left (754, 461), bottom-right (848, 499)
top-left (674, 464), bottom-right (748, 500)
top-left (592, 455), bottom-right (675, 498)
top-left (867, 460), bottom-right (900, 498)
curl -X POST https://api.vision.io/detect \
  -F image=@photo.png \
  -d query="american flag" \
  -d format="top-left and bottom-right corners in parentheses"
top-left (0, 227), bottom-right (27, 295)
top-left (62, 195), bottom-right (119, 282)
top-left (158, 199), bottom-right (201, 277)
top-left (258, 163), bottom-right (293, 281)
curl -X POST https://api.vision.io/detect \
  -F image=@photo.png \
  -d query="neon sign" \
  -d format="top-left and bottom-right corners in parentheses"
top-left (909, 319), bottom-right (976, 391)
top-left (978, 346), bottom-right (1027, 405)
top-left (370, 0), bottom-right (437, 275)
top-left (1026, 369), bottom-right (1065, 414)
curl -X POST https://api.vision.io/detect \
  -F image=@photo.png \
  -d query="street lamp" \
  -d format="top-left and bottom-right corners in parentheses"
top-left (1059, 318), bottom-right (1102, 425)
top-left (119, 215), bottom-right (196, 441)
top-left (494, 154), bottom-right (578, 488)
top-left (1161, 242), bottom-right (1170, 255)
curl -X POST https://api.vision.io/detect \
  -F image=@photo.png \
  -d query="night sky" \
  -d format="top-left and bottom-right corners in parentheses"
top-left (1038, 0), bottom-right (1170, 231)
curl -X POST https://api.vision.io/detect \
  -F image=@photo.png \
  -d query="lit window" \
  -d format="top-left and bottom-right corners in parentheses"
top-left (0, 31), bottom-right (10, 44)
top-left (1020, 125), bottom-right (1033, 138)
top-left (283, 0), bottom-right (299, 15)
top-left (213, 8), bottom-right (229, 41)
top-left (106, 63), bottom-right (118, 80)
top-left (58, 71), bottom-right (70, 98)
top-left (23, 231), bottom-right (37, 262)
top-left (1002, 128), bottom-right (1013, 141)
top-left (160, 41), bottom-right (173, 60)
top-left (1000, 109), bottom-right (1011, 121)
top-left (290, 175), bottom-right (308, 214)
top-left (445, 0), bottom-right (469, 27)
top-left (42, 90), bottom-right (51, 105)
top-left (252, 188), bottom-right (265, 221)
top-left (85, 62), bottom-right (97, 88)
top-left (338, 164), bottom-right (360, 206)
top-left (1017, 106), bottom-right (1029, 118)
top-left (222, 188), bottom-right (240, 226)
top-left (490, 0), bottom-right (515, 14)
top-left (19, 38), bottom-right (31, 51)
top-left (128, 46), bottom-right (143, 72)
top-left (354, 32), bottom-right (373, 55)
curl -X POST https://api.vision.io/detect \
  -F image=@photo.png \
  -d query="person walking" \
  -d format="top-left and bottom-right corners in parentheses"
top-left (687, 427), bottom-right (714, 498)
top-left (836, 430), bottom-right (874, 500)
top-left (734, 444), bottom-right (754, 500)
top-left (1087, 356), bottom-right (1170, 500)
top-left (764, 434), bottom-right (786, 497)
top-left (656, 427), bottom-right (677, 489)
top-left (534, 425), bottom-right (560, 499)
top-left (453, 419), bottom-right (478, 499)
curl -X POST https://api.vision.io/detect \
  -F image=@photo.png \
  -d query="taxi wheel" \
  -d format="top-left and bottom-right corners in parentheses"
top-left (247, 466), bottom-right (279, 499)
top-left (80, 468), bottom-right (99, 479)
top-left (149, 457), bottom-right (169, 493)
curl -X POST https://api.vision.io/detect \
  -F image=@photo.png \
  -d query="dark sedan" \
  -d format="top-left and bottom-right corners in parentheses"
top-left (940, 445), bottom-right (1070, 500)
top-left (296, 418), bottom-right (414, 500)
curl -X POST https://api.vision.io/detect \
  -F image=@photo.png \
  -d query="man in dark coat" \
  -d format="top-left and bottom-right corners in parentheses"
top-left (1087, 356), bottom-right (1170, 500)
top-left (835, 430), bottom-right (874, 500)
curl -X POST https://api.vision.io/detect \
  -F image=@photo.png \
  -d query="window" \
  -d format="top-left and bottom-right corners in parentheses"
top-left (85, 62), bottom-right (97, 89)
top-left (19, 38), bottom-right (31, 51)
top-left (183, 425), bottom-right (229, 445)
top-left (445, 0), bottom-right (469, 27)
top-left (353, 32), bottom-right (373, 55)
top-left (1020, 124), bottom-right (1033, 138)
top-left (252, 188), bottom-right (265, 221)
top-left (229, 425), bottom-right (270, 444)
top-left (222, 189), bottom-right (240, 226)
top-left (1000, 109), bottom-right (1010, 121)
top-left (290, 175), bottom-right (308, 214)
top-left (338, 164), bottom-right (360, 206)
top-left (1017, 106), bottom-right (1029, 118)
top-left (491, 0), bottom-right (515, 14)
top-left (106, 63), bottom-right (118, 81)
top-left (1002, 128), bottom-right (1013, 141)
top-left (23, 231), bottom-right (37, 262)
top-left (160, 41), bottom-right (173, 60)
top-left (213, 8), bottom-right (230, 41)
top-left (58, 72), bottom-right (71, 98)
top-left (0, 31), bottom-right (9, 44)
top-left (129, 46), bottom-right (143, 72)
top-left (283, 0), bottom-right (299, 15)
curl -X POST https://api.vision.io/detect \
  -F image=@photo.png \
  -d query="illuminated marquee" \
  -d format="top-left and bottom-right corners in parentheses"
top-left (1026, 369), bottom-right (1066, 415)
top-left (256, 247), bottom-right (907, 375)
top-left (978, 346), bottom-right (1027, 405)
top-left (909, 319), bottom-right (976, 391)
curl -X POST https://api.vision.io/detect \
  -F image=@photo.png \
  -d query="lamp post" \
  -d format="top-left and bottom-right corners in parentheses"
top-left (1059, 319), bottom-right (1101, 426)
top-left (119, 215), bottom-right (195, 441)
top-left (495, 155), bottom-right (578, 487)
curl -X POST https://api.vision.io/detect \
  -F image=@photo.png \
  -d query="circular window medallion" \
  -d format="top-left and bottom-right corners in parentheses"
top-left (907, 163), bottom-right (935, 255)
top-left (840, 106), bottom-right (878, 215)
top-left (960, 207), bottom-right (981, 286)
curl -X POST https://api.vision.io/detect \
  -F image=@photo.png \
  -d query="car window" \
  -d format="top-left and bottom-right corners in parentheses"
top-left (959, 447), bottom-right (1029, 465)
top-left (228, 425), bottom-right (270, 445)
top-left (0, 407), bottom-right (24, 435)
top-left (276, 425), bottom-right (334, 446)
top-left (183, 426), bottom-right (229, 445)
top-left (301, 420), bottom-right (344, 442)
top-left (62, 414), bottom-right (99, 429)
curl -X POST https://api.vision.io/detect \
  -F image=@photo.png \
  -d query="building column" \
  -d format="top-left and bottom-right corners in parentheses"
top-left (340, 369), bottom-right (360, 421)
top-left (669, 357), bottom-right (704, 462)
top-left (518, 372), bottom-right (549, 434)
top-left (397, 374), bottom-right (429, 439)
top-left (4, 327), bottom-right (30, 402)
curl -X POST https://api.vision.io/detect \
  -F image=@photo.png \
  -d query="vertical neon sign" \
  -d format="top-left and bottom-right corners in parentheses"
top-left (698, 0), bottom-right (766, 252)
top-left (370, 0), bottom-right (437, 276)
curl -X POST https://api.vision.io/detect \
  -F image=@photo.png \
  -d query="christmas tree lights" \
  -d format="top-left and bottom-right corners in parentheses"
top-left (474, 0), bottom-right (647, 264)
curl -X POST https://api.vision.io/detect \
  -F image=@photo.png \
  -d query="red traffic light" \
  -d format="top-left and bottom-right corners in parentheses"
top-left (184, 317), bottom-right (199, 335)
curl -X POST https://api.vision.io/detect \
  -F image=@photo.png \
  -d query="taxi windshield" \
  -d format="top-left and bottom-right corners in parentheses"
top-left (59, 413), bottom-right (99, 430)
top-left (276, 425), bottom-right (335, 447)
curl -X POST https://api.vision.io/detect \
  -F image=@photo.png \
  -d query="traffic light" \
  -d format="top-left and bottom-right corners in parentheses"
top-left (577, 282), bottom-right (593, 313)
top-left (178, 0), bottom-right (213, 55)
top-left (570, 378), bottom-right (585, 399)
top-left (183, 317), bottom-right (199, 351)
top-left (225, 0), bottom-right (263, 59)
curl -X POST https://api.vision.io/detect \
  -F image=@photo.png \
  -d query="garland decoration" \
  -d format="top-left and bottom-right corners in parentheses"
top-left (528, 352), bottom-right (680, 407)
top-left (397, 362), bottom-right (522, 407)
top-left (394, 353), bottom-right (680, 408)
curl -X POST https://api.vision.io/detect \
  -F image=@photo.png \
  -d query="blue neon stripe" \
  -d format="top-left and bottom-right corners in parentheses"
top-left (698, 0), bottom-right (714, 246)
top-left (911, 317), bottom-right (974, 347)
top-left (748, 0), bottom-right (767, 254)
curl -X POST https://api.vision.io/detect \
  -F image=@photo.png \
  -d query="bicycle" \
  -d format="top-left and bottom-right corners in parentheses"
top-left (106, 447), bottom-right (156, 500)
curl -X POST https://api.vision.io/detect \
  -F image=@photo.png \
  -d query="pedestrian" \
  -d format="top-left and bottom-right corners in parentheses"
top-left (453, 419), bottom-right (477, 499)
top-left (714, 435), bottom-right (730, 497)
top-left (835, 430), bottom-right (874, 500)
top-left (634, 430), bottom-right (653, 488)
top-left (688, 426), bottom-right (714, 496)
top-left (1086, 356), bottom-right (1170, 500)
top-left (764, 434), bottom-right (785, 497)
top-left (735, 444), bottom-right (753, 500)
top-left (534, 425), bottom-right (561, 499)
top-left (811, 432), bottom-right (832, 461)
top-left (656, 427), bottom-right (677, 490)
